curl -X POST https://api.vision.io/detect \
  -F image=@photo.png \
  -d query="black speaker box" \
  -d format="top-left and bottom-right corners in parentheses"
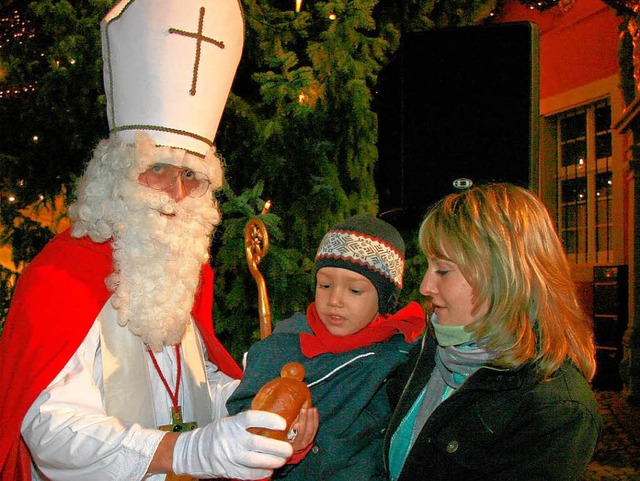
top-left (375, 22), bottom-right (540, 228)
top-left (593, 265), bottom-right (629, 348)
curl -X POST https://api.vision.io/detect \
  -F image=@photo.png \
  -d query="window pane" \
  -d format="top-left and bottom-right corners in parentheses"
top-left (564, 204), bottom-right (577, 226)
top-left (563, 230), bottom-right (577, 254)
top-left (596, 224), bottom-right (610, 253)
top-left (596, 199), bottom-right (611, 227)
top-left (561, 140), bottom-right (586, 167)
top-left (561, 177), bottom-right (587, 203)
top-left (577, 228), bottom-right (587, 256)
top-left (560, 111), bottom-right (586, 141)
top-left (596, 132), bottom-right (612, 159)
top-left (562, 202), bottom-right (587, 229)
top-left (563, 228), bottom-right (588, 257)
top-left (576, 203), bottom-right (587, 229)
top-left (595, 104), bottom-right (611, 132)
top-left (596, 173), bottom-right (612, 255)
top-left (596, 171), bottom-right (613, 198)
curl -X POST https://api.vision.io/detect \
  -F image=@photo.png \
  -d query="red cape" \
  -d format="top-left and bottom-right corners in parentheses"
top-left (0, 229), bottom-right (242, 480)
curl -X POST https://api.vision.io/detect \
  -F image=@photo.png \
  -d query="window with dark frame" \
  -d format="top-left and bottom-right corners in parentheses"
top-left (556, 99), bottom-right (612, 264)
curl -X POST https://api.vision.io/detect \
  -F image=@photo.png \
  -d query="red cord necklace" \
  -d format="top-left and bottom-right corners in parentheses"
top-left (147, 344), bottom-right (197, 432)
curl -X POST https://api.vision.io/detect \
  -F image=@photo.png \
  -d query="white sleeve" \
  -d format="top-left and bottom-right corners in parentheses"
top-left (21, 321), bottom-right (166, 481)
top-left (205, 357), bottom-right (240, 420)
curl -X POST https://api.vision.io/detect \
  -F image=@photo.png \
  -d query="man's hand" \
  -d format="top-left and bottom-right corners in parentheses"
top-left (172, 410), bottom-right (293, 479)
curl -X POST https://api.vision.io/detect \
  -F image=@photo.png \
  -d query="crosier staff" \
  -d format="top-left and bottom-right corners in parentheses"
top-left (245, 200), bottom-right (272, 339)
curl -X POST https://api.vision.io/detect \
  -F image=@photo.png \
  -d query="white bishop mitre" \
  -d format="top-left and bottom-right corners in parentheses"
top-left (101, 0), bottom-right (244, 157)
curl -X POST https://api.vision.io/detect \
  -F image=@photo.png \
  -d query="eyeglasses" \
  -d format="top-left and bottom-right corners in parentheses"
top-left (139, 163), bottom-right (211, 198)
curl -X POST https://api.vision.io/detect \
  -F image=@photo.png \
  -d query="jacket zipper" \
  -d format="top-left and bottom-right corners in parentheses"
top-left (383, 333), bottom-right (428, 472)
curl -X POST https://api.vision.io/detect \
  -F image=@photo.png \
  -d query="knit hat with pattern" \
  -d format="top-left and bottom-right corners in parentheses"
top-left (315, 214), bottom-right (405, 314)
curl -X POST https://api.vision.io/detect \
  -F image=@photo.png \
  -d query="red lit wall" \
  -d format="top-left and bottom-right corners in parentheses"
top-left (497, 0), bottom-right (620, 99)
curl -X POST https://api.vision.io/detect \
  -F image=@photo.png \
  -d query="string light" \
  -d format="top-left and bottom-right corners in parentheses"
top-left (0, 9), bottom-right (40, 98)
top-left (0, 84), bottom-right (36, 99)
top-left (0, 10), bottom-right (31, 49)
top-left (517, 0), bottom-right (560, 12)
top-left (296, 87), bottom-right (318, 107)
top-left (489, 0), bottom-right (570, 19)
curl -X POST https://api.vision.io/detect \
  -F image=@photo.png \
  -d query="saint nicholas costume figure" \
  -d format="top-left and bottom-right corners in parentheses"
top-left (0, 1), bottom-right (294, 480)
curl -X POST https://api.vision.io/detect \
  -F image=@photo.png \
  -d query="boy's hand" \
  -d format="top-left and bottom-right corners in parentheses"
top-left (288, 407), bottom-right (319, 453)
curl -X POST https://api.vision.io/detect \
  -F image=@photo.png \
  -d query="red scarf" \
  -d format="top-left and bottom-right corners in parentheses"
top-left (300, 301), bottom-right (426, 358)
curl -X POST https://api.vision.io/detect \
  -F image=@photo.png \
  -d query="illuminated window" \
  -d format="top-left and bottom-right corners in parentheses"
top-left (556, 99), bottom-right (612, 264)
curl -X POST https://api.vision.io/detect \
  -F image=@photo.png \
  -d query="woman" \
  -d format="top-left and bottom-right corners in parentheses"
top-left (385, 183), bottom-right (602, 481)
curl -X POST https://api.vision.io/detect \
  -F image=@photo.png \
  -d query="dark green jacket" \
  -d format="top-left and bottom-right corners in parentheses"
top-left (227, 312), bottom-right (416, 481)
top-left (384, 335), bottom-right (602, 481)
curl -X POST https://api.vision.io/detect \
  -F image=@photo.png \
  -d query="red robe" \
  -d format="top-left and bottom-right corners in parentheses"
top-left (0, 229), bottom-right (242, 480)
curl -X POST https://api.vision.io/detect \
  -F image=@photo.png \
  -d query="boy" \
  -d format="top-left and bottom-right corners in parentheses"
top-left (227, 214), bottom-right (426, 480)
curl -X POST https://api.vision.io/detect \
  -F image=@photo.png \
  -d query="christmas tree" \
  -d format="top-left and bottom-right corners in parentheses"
top-left (212, 0), bottom-right (498, 356)
top-left (0, 0), bottom-right (112, 323)
top-left (0, 0), bottom-right (499, 359)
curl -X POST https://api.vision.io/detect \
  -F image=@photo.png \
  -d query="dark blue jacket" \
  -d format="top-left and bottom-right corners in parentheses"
top-left (227, 312), bottom-right (417, 481)
top-left (384, 335), bottom-right (602, 481)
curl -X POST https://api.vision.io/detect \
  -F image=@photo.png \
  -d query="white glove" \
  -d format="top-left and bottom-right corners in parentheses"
top-left (172, 410), bottom-right (294, 479)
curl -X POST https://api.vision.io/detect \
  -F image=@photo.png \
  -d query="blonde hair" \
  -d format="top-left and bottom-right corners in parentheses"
top-left (419, 183), bottom-right (596, 380)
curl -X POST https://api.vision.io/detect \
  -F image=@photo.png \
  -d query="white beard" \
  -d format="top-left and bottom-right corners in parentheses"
top-left (105, 181), bottom-right (218, 351)
top-left (69, 134), bottom-right (223, 351)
